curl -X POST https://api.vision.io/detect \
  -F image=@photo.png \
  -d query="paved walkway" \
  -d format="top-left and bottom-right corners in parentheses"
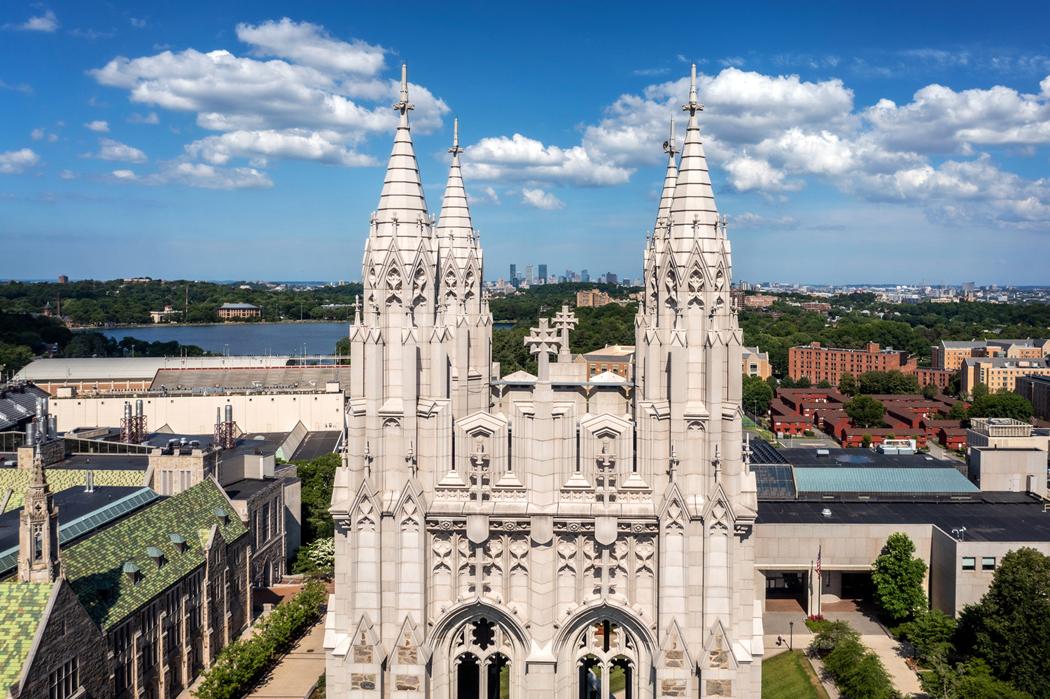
top-left (247, 620), bottom-right (326, 699)
top-left (822, 611), bottom-right (923, 697)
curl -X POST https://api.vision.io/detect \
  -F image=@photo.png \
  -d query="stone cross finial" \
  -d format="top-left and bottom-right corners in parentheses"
top-left (668, 443), bottom-right (679, 482)
top-left (596, 442), bottom-right (617, 507)
top-left (468, 442), bottom-right (489, 506)
top-left (524, 317), bottom-right (561, 382)
top-left (743, 433), bottom-right (752, 469)
top-left (552, 304), bottom-right (578, 361)
top-left (352, 295), bottom-right (361, 325)
top-left (713, 444), bottom-right (721, 482)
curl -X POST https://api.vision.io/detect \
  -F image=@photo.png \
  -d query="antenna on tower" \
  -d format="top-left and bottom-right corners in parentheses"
top-left (663, 119), bottom-right (677, 156)
top-left (449, 117), bottom-right (462, 156)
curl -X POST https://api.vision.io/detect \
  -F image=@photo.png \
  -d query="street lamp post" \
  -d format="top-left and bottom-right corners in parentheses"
top-left (789, 621), bottom-right (794, 651)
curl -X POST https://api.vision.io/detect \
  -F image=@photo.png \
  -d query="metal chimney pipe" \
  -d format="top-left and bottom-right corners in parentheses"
top-left (48, 415), bottom-right (57, 438)
top-left (135, 399), bottom-right (144, 417)
top-left (25, 422), bottom-right (35, 446)
top-left (225, 404), bottom-right (233, 423)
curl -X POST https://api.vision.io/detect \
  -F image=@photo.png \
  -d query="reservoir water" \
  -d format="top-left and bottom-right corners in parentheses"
top-left (102, 320), bottom-right (516, 356)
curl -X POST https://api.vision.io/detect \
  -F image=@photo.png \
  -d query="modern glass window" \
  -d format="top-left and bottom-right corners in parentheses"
top-left (981, 557), bottom-right (996, 571)
top-left (962, 557), bottom-right (976, 571)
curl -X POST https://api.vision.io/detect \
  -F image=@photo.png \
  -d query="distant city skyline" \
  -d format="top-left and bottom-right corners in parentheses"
top-left (2, 2), bottom-right (1049, 283)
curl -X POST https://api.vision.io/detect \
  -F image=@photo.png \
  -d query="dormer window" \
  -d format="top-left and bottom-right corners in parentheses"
top-left (213, 507), bottom-right (229, 525)
top-left (146, 546), bottom-right (165, 569)
top-left (122, 561), bottom-right (141, 585)
top-left (169, 532), bottom-right (187, 554)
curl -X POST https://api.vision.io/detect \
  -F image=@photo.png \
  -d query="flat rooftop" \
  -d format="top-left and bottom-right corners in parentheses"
top-left (757, 495), bottom-right (1050, 542)
top-left (777, 447), bottom-right (948, 469)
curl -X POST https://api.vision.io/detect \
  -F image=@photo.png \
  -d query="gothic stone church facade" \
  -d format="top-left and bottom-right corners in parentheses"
top-left (326, 65), bottom-right (763, 698)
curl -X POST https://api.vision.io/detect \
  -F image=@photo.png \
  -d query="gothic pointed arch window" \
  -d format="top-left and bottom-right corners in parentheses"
top-left (576, 620), bottom-right (637, 699)
top-left (451, 618), bottom-right (512, 698)
top-left (412, 265), bottom-right (428, 308)
top-left (687, 266), bottom-right (705, 308)
top-left (386, 267), bottom-right (403, 306)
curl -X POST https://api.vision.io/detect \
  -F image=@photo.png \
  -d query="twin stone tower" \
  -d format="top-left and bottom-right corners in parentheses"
top-left (326, 65), bottom-right (762, 698)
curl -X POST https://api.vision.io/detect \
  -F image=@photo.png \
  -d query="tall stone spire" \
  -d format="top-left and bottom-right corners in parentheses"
top-left (668, 63), bottom-right (719, 256)
top-left (436, 118), bottom-right (477, 264)
top-left (371, 63), bottom-right (430, 259)
top-left (18, 452), bottom-right (61, 583)
top-left (656, 118), bottom-right (678, 231)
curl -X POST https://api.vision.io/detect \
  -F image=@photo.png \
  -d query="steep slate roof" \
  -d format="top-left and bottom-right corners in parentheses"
top-left (63, 479), bottom-right (246, 629)
top-left (0, 582), bottom-right (54, 692)
top-left (0, 468), bottom-right (146, 512)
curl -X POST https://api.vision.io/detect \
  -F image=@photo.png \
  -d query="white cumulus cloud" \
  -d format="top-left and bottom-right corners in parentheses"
top-left (111, 169), bottom-right (137, 181)
top-left (235, 18), bottom-right (385, 74)
top-left (185, 129), bottom-right (375, 167)
top-left (521, 187), bottom-right (564, 210)
top-left (8, 9), bottom-right (58, 32)
top-left (85, 120), bottom-right (110, 133)
top-left (94, 138), bottom-right (147, 163)
top-left (0, 148), bottom-right (40, 174)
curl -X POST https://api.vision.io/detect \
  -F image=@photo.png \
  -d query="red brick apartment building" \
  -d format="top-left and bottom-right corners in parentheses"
top-left (788, 342), bottom-right (917, 385)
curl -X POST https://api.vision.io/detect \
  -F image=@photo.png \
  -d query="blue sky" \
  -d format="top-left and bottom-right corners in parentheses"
top-left (2, 1), bottom-right (1049, 284)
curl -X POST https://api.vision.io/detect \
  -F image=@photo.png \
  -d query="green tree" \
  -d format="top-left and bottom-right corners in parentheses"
top-left (968, 393), bottom-right (1033, 422)
top-left (948, 401), bottom-right (969, 421)
top-left (742, 375), bottom-right (774, 417)
top-left (954, 548), bottom-right (1050, 697)
top-left (898, 609), bottom-right (956, 664)
top-left (971, 383), bottom-right (990, 401)
top-left (923, 382), bottom-right (939, 400)
top-left (839, 372), bottom-right (859, 396)
top-left (795, 376), bottom-right (812, 388)
top-left (846, 395), bottom-right (886, 428)
top-left (0, 342), bottom-right (34, 377)
top-left (859, 370), bottom-right (920, 394)
top-left (294, 453), bottom-right (340, 544)
top-left (872, 532), bottom-right (928, 623)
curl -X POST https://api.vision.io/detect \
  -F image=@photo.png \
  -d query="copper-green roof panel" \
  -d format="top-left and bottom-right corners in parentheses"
top-left (63, 479), bottom-right (246, 629)
top-left (0, 581), bottom-right (54, 692)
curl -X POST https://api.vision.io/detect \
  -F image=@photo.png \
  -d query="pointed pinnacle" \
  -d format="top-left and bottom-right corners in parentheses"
top-left (449, 117), bottom-right (462, 155)
top-left (394, 63), bottom-right (414, 113)
top-left (663, 118), bottom-right (677, 156)
top-left (682, 63), bottom-right (703, 114)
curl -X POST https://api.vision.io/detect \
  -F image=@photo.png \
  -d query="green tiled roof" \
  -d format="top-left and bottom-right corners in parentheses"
top-left (1, 469), bottom-right (146, 512)
top-left (0, 582), bottom-right (54, 692)
top-left (64, 479), bottom-right (246, 630)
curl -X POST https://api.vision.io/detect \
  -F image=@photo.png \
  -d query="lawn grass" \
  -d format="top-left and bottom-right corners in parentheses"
top-left (762, 650), bottom-right (829, 699)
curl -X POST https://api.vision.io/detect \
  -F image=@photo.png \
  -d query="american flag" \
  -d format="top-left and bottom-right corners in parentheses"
top-left (815, 545), bottom-right (822, 576)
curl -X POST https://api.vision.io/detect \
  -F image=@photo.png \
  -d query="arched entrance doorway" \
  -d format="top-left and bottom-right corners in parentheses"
top-left (451, 618), bottom-right (513, 698)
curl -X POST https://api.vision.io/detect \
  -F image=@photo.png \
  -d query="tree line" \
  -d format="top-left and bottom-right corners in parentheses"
top-left (0, 279), bottom-right (363, 326)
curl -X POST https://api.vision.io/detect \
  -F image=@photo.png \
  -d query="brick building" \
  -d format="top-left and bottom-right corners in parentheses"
top-left (576, 344), bottom-right (634, 380)
top-left (932, 338), bottom-right (1050, 371)
top-left (1017, 375), bottom-right (1050, 421)
top-left (961, 357), bottom-right (1050, 398)
top-left (742, 294), bottom-right (776, 309)
top-left (742, 346), bottom-right (772, 379)
top-left (916, 367), bottom-right (954, 390)
top-left (574, 289), bottom-right (611, 308)
top-left (788, 342), bottom-right (917, 385)
top-left (217, 302), bottom-right (261, 320)
top-left (0, 461), bottom-right (250, 699)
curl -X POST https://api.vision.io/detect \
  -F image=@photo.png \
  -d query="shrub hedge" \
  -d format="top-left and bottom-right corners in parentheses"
top-left (194, 580), bottom-right (327, 699)
top-left (809, 620), bottom-right (899, 699)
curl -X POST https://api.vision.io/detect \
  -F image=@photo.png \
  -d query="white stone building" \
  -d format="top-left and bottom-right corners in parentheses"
top-left (326, 64), bottom-right (762, 698)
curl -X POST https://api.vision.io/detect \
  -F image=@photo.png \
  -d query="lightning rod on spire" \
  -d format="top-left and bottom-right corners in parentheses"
top-left (394, 63), bottom-right (414, 113)
top-left (450, 117), bottom-right (462, 155)
top-left (683, 63), bottom-right (703, 115)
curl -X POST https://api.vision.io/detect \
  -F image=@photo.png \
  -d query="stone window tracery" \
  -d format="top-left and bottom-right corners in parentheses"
top-left (576, 620), bottom-right (636, 699)
top-left (451, 619), bottom-right (512, 699)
